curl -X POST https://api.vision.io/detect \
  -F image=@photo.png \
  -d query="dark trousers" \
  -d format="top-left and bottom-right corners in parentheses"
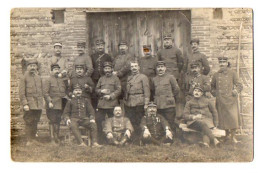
top-left (141, 136), bottom-right (173, 146)
top-left (158, 107), bottom-right (176, 131)
top-left (188, 120), bottom-right (215, 143)
top-left (125, 105), bottom-right (144, 141)
top-left (46, 109), bottom-right (62, 124)
top-left (70, 118), bottom-right (98, 144)
top-left (107, 132), bottom-right (129, 144)
top-left (23, 110), bottom-right (42, 141)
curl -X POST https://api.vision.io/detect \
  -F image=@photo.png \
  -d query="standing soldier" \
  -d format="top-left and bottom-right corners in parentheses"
top-left (19, 59), bottom-right (44, 146)
top-left (69, 62), bottom-right (95, 103)
top-left (91, 39), bottom-right (113, 85)
top-left (151, 61), bottom-right (180, 134)
top-left (157, 33), bottom-right (184, 81)
top-left (95, 62), bottom-right (121, 142)
top-left (113, 40), bottom-right (134, 98)
top-left (63, 84), bottom-right (101, 147)
top-left (73, 42), bottom-right (93, 77)
top-left (43, 64), bottom-right (67, 145)
top-left (184, 39), bottom-right (210, 75)
top-left (140, 102), bottom-right (173, 146)
top-left (184, 60), bottom-right (211, 102)
top-left (124, 61), bottom-right (150, 136)
top-left (211, 57), bottom-right (243, 143)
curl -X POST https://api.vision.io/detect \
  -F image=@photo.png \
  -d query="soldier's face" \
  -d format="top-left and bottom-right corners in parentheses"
top-left (143, 48), bottom-right (151, 56)
top-left (75, 67), bottom-right (84, 76)
top-left (114, 107), bottom-right (122, 117)
top-left (73, 88), bottom-right (82, 97)
top-left (104, 66), bottom-right (112, 76)
top-left (52, 68), bottom-right (60, 75)
top-left (219, 60), bottom-right (228, 69)
top-left (191, 42), bottom-right (199, 52)
top-left (130, 63), bottom-right (140, 73)
top-left (54, 45), bottom-right (62, 55)
top-left (147, 106), bottom-right (157, 116)
top-left (96, 44), bottom-right (105, 52)
top-left (119, 45), bottom-right (128, 54)
top-left (27, 63), bottom-right (38, 73)
top-left (157, 65), bottom-right (166, 76)
top-left (193, 88), bottom-right (203, 98)
top-left (191, 66), bottom-right (200, 75)
top-left (163, 38), bottom-right (173, 47)
top-left (77, 46), bottom-right (85, 54)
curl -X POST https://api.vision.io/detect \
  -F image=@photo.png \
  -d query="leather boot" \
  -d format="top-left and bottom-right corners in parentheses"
top-left (49, 124), bottom-right (56, 145)
top-left (54, 124), bottom-right (60, 144)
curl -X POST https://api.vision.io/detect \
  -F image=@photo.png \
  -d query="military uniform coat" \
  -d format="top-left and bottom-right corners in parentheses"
top-left (19, 72), bottom-right (44, 110)
top-left (140, 114), bottom-right (170, 139)
top-left (95, 75), bottom-right (121, 109)
top-left (183, 96), bottom-right (218, 128)
top-left (103, 116), bottom-right (134, 135)
top-left (125, 73), bottom-right (150, 107)
top-left (138, 55), bottom-right (158, 79)
top-left (211, 68), bottom-right (243, 130)
top-left (157, 47), bottom-right (184, 80)
top-left (43, 75), bottom-right (66, 110)
top-left (151, 73), bottom-right (180, 109)
top-left (91, 52), bottom-right (112, 82)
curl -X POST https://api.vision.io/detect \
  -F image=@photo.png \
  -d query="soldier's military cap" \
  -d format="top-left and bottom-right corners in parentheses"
top-left (143, 45), bottom-right (152, 50)
top-left (194, 84), bottom-right (204, 92)
top-left (26, 58), bottom-right (38, 66)
top-left (147, 102), bottom-right (157, 107)
top-left (156, 61), bottom-right (166, 66)
top-left (118, 40), bottom-right (127, 46)
top-left (218, 56), bottom-right (228, 61)
top-left (54, 42), bottom-right (62, 47)
top-left (103, 61), bottom-right (113, 68)
top-left (190, 60), bottom-right (200, 67)
top-left (163, 33), bottom-right (172, 39)
top-left (190, 38), bottom-right (200, 45)
top-left (96, 39), bottom-right (105, 45)
top-left (73, 83), bottom-right (83, 90)
top-left (51, 63), bottom-right (60, 71)
top-left (77, 42), bottom-right (86, 47)
top-left (75, 64), bottom-right (85, 69)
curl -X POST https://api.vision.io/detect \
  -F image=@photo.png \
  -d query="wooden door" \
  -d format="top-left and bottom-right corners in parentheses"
top-left (87, 10), bottom-right (191, 59)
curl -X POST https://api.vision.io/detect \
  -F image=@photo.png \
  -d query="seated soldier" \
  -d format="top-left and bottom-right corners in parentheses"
top-left (63, 84), bottom-right (102, 147)
top-left (103, 106), bottom-right (134, 146)
top-left (183, 85), bottom-right (220, 147)
top-left (140, 102), bottom-right (173, 146)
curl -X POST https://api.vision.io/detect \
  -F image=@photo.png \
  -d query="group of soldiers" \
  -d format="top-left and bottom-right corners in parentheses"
top-left (19, 33), bottom-right (243, 148)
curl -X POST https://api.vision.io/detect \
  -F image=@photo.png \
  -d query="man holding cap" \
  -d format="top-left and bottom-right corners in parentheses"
top-left (140, 102), bottom-right (173, 146)
top-left (211, 56), bottom-right (243, 143)
top-left (95, 62), bottom-right (121, 142)
top-left (151, 61), bottom-right (180, 133)
top-left (157, 33), bottom-right (184, 81)
top-left (73, 41), bottom-right (94, 77)
top-left (19, 59), bottom-right (44, 146)
top-left (183, 85), bottom-right (220, 147)
top-left (113, 40), bottom-right (134, 97)
top-left (43, 64), bottom-right (67, 145)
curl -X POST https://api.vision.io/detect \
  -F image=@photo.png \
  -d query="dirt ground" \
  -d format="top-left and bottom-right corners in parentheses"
top-left (11, 133), bottom-right (253, 162)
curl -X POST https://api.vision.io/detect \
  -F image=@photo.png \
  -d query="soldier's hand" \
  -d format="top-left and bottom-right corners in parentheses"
top-left (84, 84), bottom-right (89, 89)
top-left (90, 119), bottom-right (95, 123)
top-left (107, 132), bottom-right (113, 139)
top-left (143, 129), bottom-right (151, 138)
top-left (103, 95), bottom-right (111, 100)
top-left (58, 73), bottom-right (63, 78)
top-left (124, 129), bottom-right (131, 138)
top-left (232, 89), bottom-right (238, 97)
top-left (112, 71), bottom-right (118, 76)
top-left (101, 89), bottom-right (110, 94)
top-left (144, 104), bottom-right (148, 110)
top-left (166, 129), bottom-right (173, 140)
top-left (23, 105), bottom-right (30, 111)
top-left (205, 92), bottom-right (212, 98)
top-left (49, 102), bottom-right (54, 109)
top-left (66, 119), bottom-right (71, 126)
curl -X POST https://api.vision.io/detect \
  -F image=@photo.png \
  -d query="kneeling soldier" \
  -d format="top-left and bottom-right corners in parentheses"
top-left (63, 84), bottom-right (101, 147)
top-left (103, 106), bottom-right (134, 146)
top-left (140, 102), bottom-right (173, 146)
top-left (183, 86), bottom-right (220, 147)
top-left (44, 64), bottom-right (67, 145)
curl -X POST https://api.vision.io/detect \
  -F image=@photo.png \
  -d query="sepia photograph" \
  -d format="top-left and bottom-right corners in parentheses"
top-left (10, 7), bottom-right (253, 162)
